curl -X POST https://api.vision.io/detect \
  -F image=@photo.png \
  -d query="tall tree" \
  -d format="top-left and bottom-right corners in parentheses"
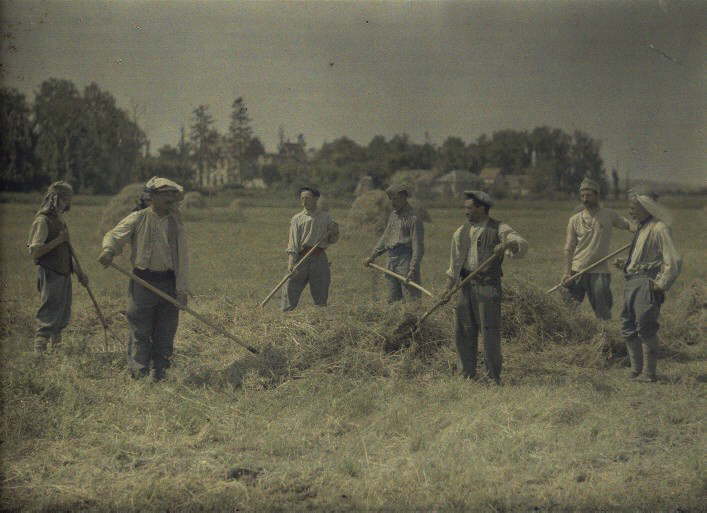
top-left (189, 105), bottom-right (219, 186)
top-left (0, 87), bottom-right (39, 190)
top-left (227, 97), bottom-right (253, 181)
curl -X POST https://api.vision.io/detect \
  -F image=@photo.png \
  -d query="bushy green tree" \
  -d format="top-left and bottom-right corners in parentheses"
top-left (0, 87), bottom-right (39, 190)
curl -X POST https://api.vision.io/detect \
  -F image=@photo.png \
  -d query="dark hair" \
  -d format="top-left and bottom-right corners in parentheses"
top-left (467, 197), bottom-right (490, 213)
top-left (298, 186), bottom-right (320, 198)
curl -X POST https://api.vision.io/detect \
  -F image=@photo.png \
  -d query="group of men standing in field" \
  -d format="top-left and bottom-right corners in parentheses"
top-left (28, 175), bottom-right (681, 384)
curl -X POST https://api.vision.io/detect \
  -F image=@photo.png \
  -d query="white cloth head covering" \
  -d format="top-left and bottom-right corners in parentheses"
top-left (579, 177), bottom-right (600, 193)
top-left (145, 177), bottom-right (184, 199)
top-left (629, 189), bottom-right (673, 226)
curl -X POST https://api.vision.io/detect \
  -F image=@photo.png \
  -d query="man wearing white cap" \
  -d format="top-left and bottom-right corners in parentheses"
top-left (364, 183), bottom-right (425, 303)
top-left (442, 190), bottom-right (527, 384)
top-left (562, 177), bottom-right (633, 320)
top-left (618, 190), bottom-right (681, 382)
top-left (99, 177), bottom-right (189, 381)
top-left (27, 181), bottom-right (89, 352)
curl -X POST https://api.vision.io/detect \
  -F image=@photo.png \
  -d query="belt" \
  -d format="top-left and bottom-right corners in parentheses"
top-left (299, 246), bottom-right (325, 258)
top-left (133, 268), bottom-right (175, 281)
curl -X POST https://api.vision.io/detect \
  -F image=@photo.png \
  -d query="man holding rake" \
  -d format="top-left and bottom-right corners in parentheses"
top-left (99, 177), bottom-right (189, 381)
top-left (281, 186), bottom-right (340, 311)
top-left (562, 177), bottom-right (633, 320)
top-left (27, 181), bottom-right (88, 353)
top-left (443, 190), bottom-right (527, 385)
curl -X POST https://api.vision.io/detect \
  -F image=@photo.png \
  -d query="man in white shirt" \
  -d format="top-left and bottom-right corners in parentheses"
top-left (562, 177), bottom-right (633, 320)
top-left (99, 177), bottom-right (189, 381)
top-left (442, 190), bottom-right (528, 385)
top-left (618, 191), bottom-right (681, 382)
top-left (282, 186), bottom-right (339, 311)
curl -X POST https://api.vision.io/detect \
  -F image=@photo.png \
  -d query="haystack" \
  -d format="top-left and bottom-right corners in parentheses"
top-left (99, 183), bottom-right (146, 235)
top-left (227, 199), bottom-right (247, 222)
top-left (347, 190), bottom-right (431, 235)
top-left (182, 191), bottom-right (206, 209)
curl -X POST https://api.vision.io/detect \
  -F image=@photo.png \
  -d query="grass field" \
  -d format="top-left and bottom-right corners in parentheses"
top-left (0, 195), bottom-right (704, 512)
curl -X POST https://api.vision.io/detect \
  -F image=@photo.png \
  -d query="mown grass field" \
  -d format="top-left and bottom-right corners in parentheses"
top-left (0, 194), bottom-right (705, 512)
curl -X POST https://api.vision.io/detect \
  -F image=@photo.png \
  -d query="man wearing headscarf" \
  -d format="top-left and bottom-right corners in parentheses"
top-left (562, 177), bottom-right (633, 320)
top-left (442, 190), bottom-right (527, 385)
top-left (364, 183), bottom-right (425, 303)
top-left (27, 181), bottom-right (88, 352)
top-left (282, 186), bottom-right (340, 311)
top-left (618, 190), bottom-right (681, 382)
top-left (99, 177), bottom-right (189, 381)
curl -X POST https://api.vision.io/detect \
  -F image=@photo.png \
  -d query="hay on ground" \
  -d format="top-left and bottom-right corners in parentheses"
top-left (227, 199), bottom-right (247, 221)
top-left (99, 183), bottom-right (147, 235)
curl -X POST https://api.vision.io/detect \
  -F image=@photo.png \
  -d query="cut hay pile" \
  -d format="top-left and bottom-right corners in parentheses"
top-left (227, 199), bottom-right (247, 222)
top-left (99, 183), bottom-right (146, 235)
top-left (182, 191), bottom-right (206, 209)
top-left (347, 190), bottom-right (431, 235)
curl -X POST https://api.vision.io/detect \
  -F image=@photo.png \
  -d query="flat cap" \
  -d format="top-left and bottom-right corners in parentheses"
top-left (145, 176), bottom-right (184, 194)
top-left (579, 177), bottom-right (600, 193)
top-left (463, 189), bottom-right (494, 207)
top-left (385, 183), bottom-right (410, 196)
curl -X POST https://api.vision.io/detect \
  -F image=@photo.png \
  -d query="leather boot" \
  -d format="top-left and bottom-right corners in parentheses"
top-left (639, 336), bottom-right (658, 382)
top-left (624, 336), bottom-right (643, 378)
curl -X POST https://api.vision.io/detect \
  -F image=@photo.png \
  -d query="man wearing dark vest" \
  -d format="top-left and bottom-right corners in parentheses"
top-left (99, 177), bottom-right (188, 381)
top-left (442, 190), bottom-right (527, 384)
top-left (364, 183), bottom-right (425, 303)
top-left (27, 181), bottom-right (88, 353)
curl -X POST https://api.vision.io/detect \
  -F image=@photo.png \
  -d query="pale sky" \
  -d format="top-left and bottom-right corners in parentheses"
top-left (1, 0), bottom-right (705, 184)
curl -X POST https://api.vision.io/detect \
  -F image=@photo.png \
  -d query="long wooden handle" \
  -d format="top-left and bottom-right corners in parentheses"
top-left (417, 252), bottom-right (501, 326)
top-left (366, 262), bottom-right (434, 297)
top-left (546, 242), bottom-right (632, 294)
top-left (260, 233), bottom-right (329, 308)
top-left (110, 263), bottom-right (258, 354)
top-left (69, 244), bottom-right (108, 331)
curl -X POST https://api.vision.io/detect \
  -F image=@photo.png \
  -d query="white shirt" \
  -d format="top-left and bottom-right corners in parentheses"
top-left (625, 218), bottom-right (681, 291)
top-left (287, 209), bottom-right (339, 255)
top-left (565, 207), bottom-right (632, 273)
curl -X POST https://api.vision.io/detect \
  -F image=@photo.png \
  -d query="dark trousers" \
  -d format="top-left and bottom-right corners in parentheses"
top-left (281, 252), bottom-right (331, 311)
top-left (563, 272), bottom-right (613, 320)
top-left (386, 246), bottom-right (421, 303)
top-left (454, 280), bottom-right (503, 381)
top-left (126, 271), bottom-right (179, 375)
top-left (35, 266), bottom-right (72, 339)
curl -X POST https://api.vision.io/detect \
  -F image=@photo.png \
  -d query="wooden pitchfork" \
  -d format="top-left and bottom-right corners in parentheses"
top-left (546, 242), bottom-right (632, 294)
top-left (109, 262), bottom-right (259, 355)
top-left (365, 262), bottom-right (434, 298)
top-left (260, 232), bottom-right (329, 308)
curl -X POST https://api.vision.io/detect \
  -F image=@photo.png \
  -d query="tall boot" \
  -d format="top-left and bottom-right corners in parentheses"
top-left (624, 336), bottom-right (643, 378)
top-left (639, 335), bottom-right (658, 382)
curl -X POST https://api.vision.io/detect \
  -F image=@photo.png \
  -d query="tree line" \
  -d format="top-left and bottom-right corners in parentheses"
top-left (1, 78), bottom-right (609, 195)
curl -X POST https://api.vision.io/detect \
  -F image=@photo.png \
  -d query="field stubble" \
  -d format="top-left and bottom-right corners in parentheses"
top-left (0, 198), bottom-right (705, 512)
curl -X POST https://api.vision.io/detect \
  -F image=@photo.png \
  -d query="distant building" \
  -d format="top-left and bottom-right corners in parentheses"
top-left (433, 170), bottom-right (483, 198)
top-left (505, 174), bottom-right (530, 198)
top-left (479, 167), bottom-right (504, 190)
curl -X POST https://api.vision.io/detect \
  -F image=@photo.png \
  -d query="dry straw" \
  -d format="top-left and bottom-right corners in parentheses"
top-left (182, 191), bottom-right (206, 209)
top-left (347, 190), bottom-right (431, 235)
top-left (98, 183), bottom-right (146, 235)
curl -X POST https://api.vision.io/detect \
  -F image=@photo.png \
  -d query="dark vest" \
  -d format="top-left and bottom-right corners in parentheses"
top-left (35, 214), bottom-right (72, 275)
top-left (459, 217), bottom-right (504, 279)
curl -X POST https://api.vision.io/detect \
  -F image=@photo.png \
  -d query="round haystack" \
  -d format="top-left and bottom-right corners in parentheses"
top-left (227, 199), bottom-right (247, 222)
top-left (99, 183), bottom-right (147, 235)
top-left (182, 191), bottom-right (206, 209)
top-left (347, 190), bottom-right (431, 235)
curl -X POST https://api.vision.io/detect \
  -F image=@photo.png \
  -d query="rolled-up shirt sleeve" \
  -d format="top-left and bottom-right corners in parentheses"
top-left (500, 223), bottom-right (528, 258)
top-left (654, 224), bottom-right (682, 291)
top-left (564, 217), bottom-right (577, 257)
top-left (102, 211), bottom-right (140, 256)
top-left (611, 210), bottom-right (632, 231)
top-left (27, 217), bottom-right (49, 253)
top-left (286, 218), bottom-right (301, 255)
top-left (446, 228), bottom-right (462, 280)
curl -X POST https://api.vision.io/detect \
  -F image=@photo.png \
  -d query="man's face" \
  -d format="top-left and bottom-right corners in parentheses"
top-left (580, 189), bottom-right (599, 209)
top-left (300, 191), bottom-right (318, 211)
top-left (57, 194), bottom-right (72, 213)
top-left (629, 198), bottom-right (650, 222)
top-left (151, 189), bottom-right (180, 211)
top-left (464, 198), bottom-right (486, 223)
top-left (389, 191), bottom-right (408, 211)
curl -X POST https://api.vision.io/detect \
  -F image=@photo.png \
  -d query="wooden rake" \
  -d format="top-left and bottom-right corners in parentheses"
top-left (546, 242), bottom-right (632, 294)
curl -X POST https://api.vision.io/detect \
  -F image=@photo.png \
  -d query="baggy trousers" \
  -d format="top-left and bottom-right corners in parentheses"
top-left (126, 273), bottom-right (179, 375)
top-left (621, 272), bottom-right (662, 376)
top-left (281, 252), bottom-right (331, 311)
top-left (563, 272), bottom-right (613, 320)
top-left (35, 266), bottom-right (72, 340)
top-left (454, 280), bottom-right (502, 380)
top-left (385, 246), bottom-right (421, 303)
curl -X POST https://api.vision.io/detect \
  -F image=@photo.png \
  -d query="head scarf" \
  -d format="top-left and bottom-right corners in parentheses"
top-left (37, 181), bottom-right (74, 216)
top-left (144, 177), bottom-right (184, 200)
top-left (629, 189), bottom-right (673, 226)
